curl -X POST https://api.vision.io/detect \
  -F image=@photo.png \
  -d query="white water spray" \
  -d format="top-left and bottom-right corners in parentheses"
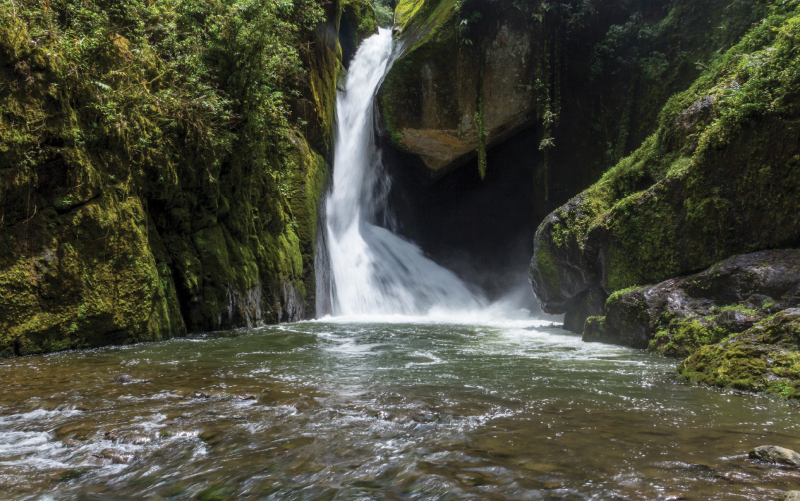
top-left (325, 29), bottom-right (486, 316)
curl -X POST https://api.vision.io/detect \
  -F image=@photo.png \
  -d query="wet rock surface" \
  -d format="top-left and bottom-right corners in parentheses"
top-left (581, 250), bottom-right (800, 349)
top-left (750, 446), bottom-right (800, 468)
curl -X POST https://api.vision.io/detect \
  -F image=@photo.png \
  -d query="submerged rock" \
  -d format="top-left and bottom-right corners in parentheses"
top-left (61, 438), bottom-right (82, 448)
top-left (780, 491), bottom-right (800, 501)
top-left (131, 435), bottom-right (151, 445)
top-left (113, 374), bottom-right (145, 383)
top-left (749, 446), bottom-right (800, 468)
top-left (94, 448), bottom-right (133, 464)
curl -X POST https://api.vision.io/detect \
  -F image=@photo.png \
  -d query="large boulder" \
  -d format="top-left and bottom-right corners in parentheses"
top-left (380, 0), bottom-right (537, 174)
top-left (581, 250), bottom-right (800, 349)
top-left (750, 446), bottom-right (800, 468)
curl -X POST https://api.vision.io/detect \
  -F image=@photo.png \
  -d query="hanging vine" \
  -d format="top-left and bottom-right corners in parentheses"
top-left (532, 1), bottom-right (563, 201)
top-left (476, 87), bottom-right (487, 179)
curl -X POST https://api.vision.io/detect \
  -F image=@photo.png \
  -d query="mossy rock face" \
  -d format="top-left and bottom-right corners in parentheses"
top-left (578, 250), bottom-right (800, 350)
top-left (0, 195), bottom-right (184, 357)
top-left (530, 195), bottom-right (602, 316)
top-left (298, 0), bottom-right (345, 154)
top-left (379, 0), bottom-right (765, 179)
top-left (531, 2), bottom-right (800, 315)
top-left (680, 309), bottom-right (800, 399)
top-left (0, 0), bottom-right (343, 356)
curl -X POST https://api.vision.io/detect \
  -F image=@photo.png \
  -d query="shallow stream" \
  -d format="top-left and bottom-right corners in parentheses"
top-left (1, 316), bottom-right (798, 500)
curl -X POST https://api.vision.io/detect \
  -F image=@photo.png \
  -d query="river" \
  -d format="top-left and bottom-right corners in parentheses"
top-left (1, 316), bottom-right (799, 500)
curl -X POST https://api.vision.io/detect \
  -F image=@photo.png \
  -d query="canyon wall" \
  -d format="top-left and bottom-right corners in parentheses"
top-left (0, 0), bottom-right (376, 356)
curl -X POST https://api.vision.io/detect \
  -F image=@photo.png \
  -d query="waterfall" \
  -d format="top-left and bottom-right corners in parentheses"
top-left (325, 29), bottom-right (485, 316)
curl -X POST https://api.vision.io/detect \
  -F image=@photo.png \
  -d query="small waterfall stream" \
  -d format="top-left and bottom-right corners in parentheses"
top-left (325, 29), bottom-right (485, 316)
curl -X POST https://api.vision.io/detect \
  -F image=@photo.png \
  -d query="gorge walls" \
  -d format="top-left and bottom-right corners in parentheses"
top-left (376, 0), bottom-right (766, 303)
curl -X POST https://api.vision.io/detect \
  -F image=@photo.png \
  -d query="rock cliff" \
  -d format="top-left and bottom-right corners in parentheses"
top-left (531, 0), bottom-right (800, 325)
top-left (378, 0), bottom-right (764, 191)
top-left (0, 0), bottom-right (376, 356)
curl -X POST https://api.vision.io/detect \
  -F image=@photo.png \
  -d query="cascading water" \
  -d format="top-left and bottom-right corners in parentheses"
top-left (326, 29), bottom-right (485, 316)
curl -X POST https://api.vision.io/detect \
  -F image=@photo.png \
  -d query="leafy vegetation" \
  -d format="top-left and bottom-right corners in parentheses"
top-left (371, 0), bottom-right (395, 27)
top-left (0, 0), bottom-right (341, 355)
top-left (534, 0), bottom-right (800, 296)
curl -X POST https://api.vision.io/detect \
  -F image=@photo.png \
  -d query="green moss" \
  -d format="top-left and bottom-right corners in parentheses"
top-left (678, 310), bottom-right (800, 399)
top-left (710, 304), bottom-right (757, 316)
top-left (583, 316), bottom-right (607, 340)
top-left (605, 285), bottom-right (642, 307)
top-left (649, 318), bottom-right (726, 358)
top-left (539, 1), bottom-right (800, 295)
top-left (394, 0), bottom-right (429, 32)
top-left (0, 0), bottom-right (338, 355)
top-left (534, 245), bottom-right (561, 293)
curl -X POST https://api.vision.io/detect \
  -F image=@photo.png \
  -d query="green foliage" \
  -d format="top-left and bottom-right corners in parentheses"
top-left (0, 0), bottom-right (332, 356)
top-left (371, 0), bottom-right (395, 27)
top-left (541, 0), bottom-right (800, 294)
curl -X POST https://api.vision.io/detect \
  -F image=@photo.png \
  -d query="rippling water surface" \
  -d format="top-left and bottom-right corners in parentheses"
top-left (1, 316), bottom-right (798, 500)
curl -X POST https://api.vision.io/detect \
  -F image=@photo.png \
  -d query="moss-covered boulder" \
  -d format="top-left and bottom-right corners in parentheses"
top-left (581, 250), bottom-right (800, 350)
top-left (531, 2), bottom-right (800, 320)
top-left (680, 309), bottom-right (800, 399)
